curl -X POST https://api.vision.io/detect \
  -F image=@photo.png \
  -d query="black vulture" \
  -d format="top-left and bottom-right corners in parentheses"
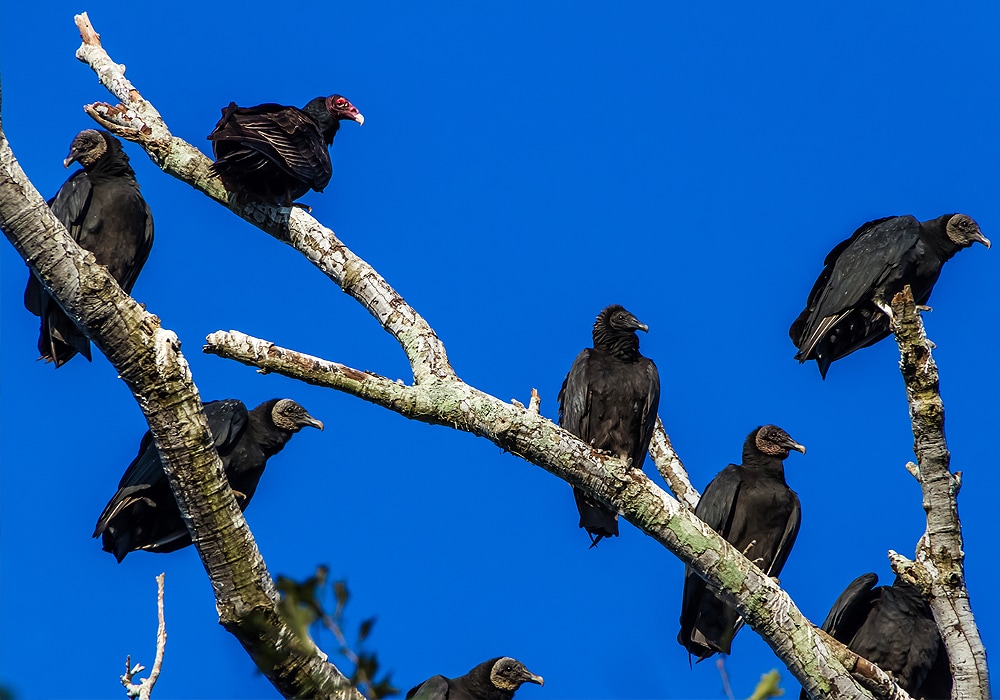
top-left (23, 129), bottom-right (154, 367)
top-left (790, 214), bottom-right (989, 378)
top-left (207, 94), bottom-right (364, 206)
top-left (678, 425), bottom-right (805, 660)
top-left (557, 305), bottom-right (660, 547)
top-left (800, 573), bottom-right (951, 700)
top-left (94, 398), bottom-right (323, 562)
top-left (406, 657), bottom-right (543, 700)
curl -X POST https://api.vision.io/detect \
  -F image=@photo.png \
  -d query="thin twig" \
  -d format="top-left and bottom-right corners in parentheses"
top-left (120, 574), bottom-right (167, 700)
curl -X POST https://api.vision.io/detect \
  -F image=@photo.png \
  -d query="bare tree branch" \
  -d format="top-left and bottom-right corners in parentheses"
top-left (120, 573), bottom-right (167, 700)
top-left (0, 96), bottom-right (361, 700)
top-left (650, 416), bottom-right (700, 509)
top-left (889, 286), bottom-right (990, 700)
top-left (72, 11), bottom-right (454, 386)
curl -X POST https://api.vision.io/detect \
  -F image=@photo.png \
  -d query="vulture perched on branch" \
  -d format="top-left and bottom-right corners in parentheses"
top-left (790, 213), bottom-right (989, 378)
top-left (208, 94), bottom-right (364, 206)
top-left (23, 129), bottom-right (154, 367)
top-left (558, 305), bottom-right (660, 547)
top-left (801, 573), bottom-right (951, 700)
top-left (406, 657), bottom-right (543, 700)
top-left (678, 425), bottom-right (805, 660)
top-left (94, 398), bottom-right (323, 562)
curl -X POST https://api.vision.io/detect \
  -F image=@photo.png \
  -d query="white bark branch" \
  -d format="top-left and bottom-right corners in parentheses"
top-left (120, 573), bottom-right (167, 700)
top-left (889, 287), bottom-right (989, 700)
top-left (72, 11), bottom-right (454, 386)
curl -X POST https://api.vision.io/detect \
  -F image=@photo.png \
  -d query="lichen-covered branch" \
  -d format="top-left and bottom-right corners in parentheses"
top-left (67, 14), bottom-right (930, 700)
top-left (205, 331), bottom-right (908, 700)
top-left (72, 12), bottom-right (453, 386)
top-left (889, 287), bottom-right (989, 700)
top-left (650, 416), bottom-right (700, 509)
top-left (0, 114), bottom-right (359, 700)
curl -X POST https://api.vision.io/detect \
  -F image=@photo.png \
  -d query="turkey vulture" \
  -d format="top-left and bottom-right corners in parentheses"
top-left (23, 129), bottom-right (154, 367)
top-left (207, 94), bottom-right (364, 206)
top-left (558, 305), bottom-right (660, 547)
top-left (406, 657), bottom-right (543, 700)
top-left (790, 213), bottom-right (989, 378)
top-left (678, 425), bottom-right (805, 660)
top-left (94, 398), bottom-right (323, 562)
top-left (800, 573), bottom-right (951, 700)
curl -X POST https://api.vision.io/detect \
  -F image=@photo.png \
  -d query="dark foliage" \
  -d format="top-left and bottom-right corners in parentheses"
top-left (277, 568), bottom-right (399, 699)
top-left (93, 398), bottom-right (323, 562)
top-left (23, 129), bottom-right (154, 367)
top-left (790, 213), bottom-right (989, 378)
top-left (678, 425), bottom-right (805, 660)
top-left (406, 658), bottom-right (543, 700)
top-left (800, 573), bottom-right (951, 700)
top-left (208, 94), bottom-right (364, 206)
top-left (557, 305), bottom-right (660, 546)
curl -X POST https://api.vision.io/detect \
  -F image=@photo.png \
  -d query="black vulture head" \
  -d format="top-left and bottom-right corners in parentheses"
top-left (593, 304), bottom-right (648, 360)
top-left (753, 425), bottom-right (806, 459)
top-left (64, 129), bottom-right (108, 169)
top-left (488, 657), bottom-right (544, 692)
top-left (945, 214), bottom-right (990, 249)
top-left (271, 399), bottom-right (325, 432)
top-left (325, 94), bottom-right (365, 126)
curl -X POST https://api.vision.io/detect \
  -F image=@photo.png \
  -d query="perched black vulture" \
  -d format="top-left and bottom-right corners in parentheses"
top-left (207, 94), bottom-right (364, 206)
top-left (678, 425), bottom-right (805, 660)
top-left (94, 398), bottom-right (323, 562)
top-left (23, 129), bottom-right (154, 367)
top-left (790, 214), bottom-right (989, 378)
top-left (406, 657), bottom-right (543, 700)
top-left (800, 573), bottom-right (951, 700)
top-left (557, 305), bottom-right (660, 547)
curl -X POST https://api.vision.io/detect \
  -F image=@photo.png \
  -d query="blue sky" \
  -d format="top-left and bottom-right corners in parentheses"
top-left (2, 3), bottom-right (998, 699)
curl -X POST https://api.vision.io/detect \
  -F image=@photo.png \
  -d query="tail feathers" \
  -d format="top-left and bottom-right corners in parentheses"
top-left (40, 307), bottom-right (91, 367)
top-left (573, 488), bottom-right (619, 547)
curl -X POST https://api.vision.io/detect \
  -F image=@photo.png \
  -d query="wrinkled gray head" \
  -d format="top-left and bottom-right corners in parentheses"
top-left (596, 304), bottom-right (648, 335)
top-left (946, 214), bottom-right (990, 249)
top-left (271, 399), bottom-right (325, 432)
top-left (64, 129), bottom-right (108, 169)
top-left (753, 425), bottom-right (806, 459)
top-left (489, 657), bottom-right (544, 692)
top-left (325, 94), bottom-right (365, 125)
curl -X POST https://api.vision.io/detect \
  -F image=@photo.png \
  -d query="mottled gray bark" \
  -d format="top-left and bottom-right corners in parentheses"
top-left (0, 81), bottom-right (361, 700)
top-left (888, 287), bottom-right (989, 700)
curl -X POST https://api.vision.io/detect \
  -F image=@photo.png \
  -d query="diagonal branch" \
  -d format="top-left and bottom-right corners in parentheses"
top-left (889, 286), bottom-right (989, 700)
top-left (204, 332), bottom-right (908, 700)
top-left (72, 11), bottom-right (453, 386)
top-left (0, 105), bottom-right (360, 700)
top-left (68, 14), bottom-right (924, 700)
top-left (650, 416), bottom-right (700, 509)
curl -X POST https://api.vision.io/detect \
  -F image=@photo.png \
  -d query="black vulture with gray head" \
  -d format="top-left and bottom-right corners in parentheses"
top-left (207, 94), bottom-right (364, 206)
top-left (93, 398), bottom-right (323, 562)
top-left (406, 657), bottom-right (543, 700)
top-left (23, 129), bottom-right (154, 367)
top-left (557, 305), bottom-right (660, 547)
top-left (790, 213), bottom-right (989, 378)
top-left (799, 573), bottom-right (951, 700)
top-left (678, 425), bottom-right (805, 660)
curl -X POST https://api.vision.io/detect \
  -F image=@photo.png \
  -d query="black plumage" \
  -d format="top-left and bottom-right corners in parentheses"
top-left (557, 305), bottom-right (660, 547)
top-left (406, 657), bottom-right (543, 700)
top-left (790, 214), bottom-right (990, 378)
top-left (678, 425), bottom-right (805, 660)
top-left (801, 573), bottom-right (951, 700)
top-left (93, 398), bottom-right (323, 562)
top-left (23, 129), bottom-right (154, 367)
top-left (207, 94), bottom-right (364, 206)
